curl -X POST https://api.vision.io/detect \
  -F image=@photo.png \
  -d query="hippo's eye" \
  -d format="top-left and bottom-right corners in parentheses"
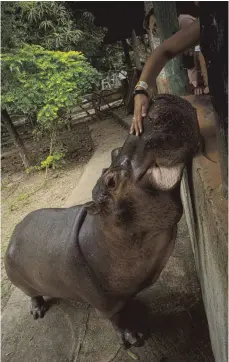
top-left (105, 176), bottom-right (116, 189)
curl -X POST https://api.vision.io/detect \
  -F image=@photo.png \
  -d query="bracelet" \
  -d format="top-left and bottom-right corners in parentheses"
top-left (135, 81), bottom-right (148, 90)
top-left (133, 89), bottom-right (149, 98)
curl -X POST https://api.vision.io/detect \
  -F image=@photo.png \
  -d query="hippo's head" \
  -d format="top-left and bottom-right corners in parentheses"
top-left (85, 95), bottom-right (199, 224)
top-left (85, 146), bottom-right (184, 231)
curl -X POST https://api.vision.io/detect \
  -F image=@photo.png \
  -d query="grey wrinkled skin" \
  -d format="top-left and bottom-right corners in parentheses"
top-left (5, 94), bottom-right (200, 348)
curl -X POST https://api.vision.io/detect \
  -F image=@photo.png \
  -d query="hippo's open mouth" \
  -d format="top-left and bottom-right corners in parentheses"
top-left (135, 164), bottom-right (155, 184)
top-left (142, 161), bottom-right (185, 191)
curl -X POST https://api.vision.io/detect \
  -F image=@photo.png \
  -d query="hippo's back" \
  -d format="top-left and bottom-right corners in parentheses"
top-left (5, 205), bottom-right (86, 296)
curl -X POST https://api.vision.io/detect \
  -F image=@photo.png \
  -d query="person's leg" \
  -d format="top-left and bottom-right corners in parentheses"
top-left (198, 51), bottom-right (209, 94)
top-left (192, 51), bottom-right (209, 95)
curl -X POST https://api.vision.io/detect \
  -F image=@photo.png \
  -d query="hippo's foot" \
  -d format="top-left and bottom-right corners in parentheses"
top-left (30, 296), bottom-right (49, 320)
top-left (111, 312), bottom-right (144, 348)
top-left (115, 327), bottom-right (144, 348)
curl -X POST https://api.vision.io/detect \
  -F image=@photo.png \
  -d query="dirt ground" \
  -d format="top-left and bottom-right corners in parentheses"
top-left (1, 121), bottom-right (95, 310)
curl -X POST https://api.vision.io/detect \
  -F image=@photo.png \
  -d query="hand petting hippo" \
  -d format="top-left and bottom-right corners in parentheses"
top-left (5, 94), bottom-right (200, 348)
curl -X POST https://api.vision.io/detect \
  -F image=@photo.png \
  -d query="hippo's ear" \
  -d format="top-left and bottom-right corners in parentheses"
top-left (151, 163), bottom-right (184, 191)
top-left (111, 147), bottom-right (121, 163)
top-left (85, 201), bottom-right (101, 215)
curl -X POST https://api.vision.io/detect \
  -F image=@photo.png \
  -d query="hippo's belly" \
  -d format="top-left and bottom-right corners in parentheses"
top-left (106, 227), bottom-right (177, 296)
top-left (81, 222), bottom-right (177, 298)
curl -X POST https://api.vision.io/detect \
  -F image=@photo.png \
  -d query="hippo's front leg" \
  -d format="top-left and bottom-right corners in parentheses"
top-left (110, 310), bottom-right (144, 348)
top-left (95, 302), bottom-right (144, 347)
top-left (30, 296), bottom-right (49, 320)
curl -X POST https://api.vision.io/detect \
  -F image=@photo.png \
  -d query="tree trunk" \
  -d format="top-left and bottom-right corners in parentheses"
top-left (152, 1), bottom-right (189, 95)
top-left (121, 39), bottom-right (132, 69)
top-left (131, 29), bottom-right (142, 70)
top-left (140, 35), bottom-right (148, 54)
top-left (147, 29), bottom-right (155, 52)
top-left (1, 109), bottom-right (31, 169)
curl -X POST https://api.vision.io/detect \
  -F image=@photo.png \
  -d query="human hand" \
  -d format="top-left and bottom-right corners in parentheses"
top-left (130, 94), bottom-right (149, 136)
top-left (194, 85), bottom-right (209, 95)
top-left (194, 86), bottom-right (204, 95)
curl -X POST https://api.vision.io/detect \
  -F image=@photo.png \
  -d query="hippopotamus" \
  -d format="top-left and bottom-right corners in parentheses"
top-left (5, 94), bottom-right (200, 347)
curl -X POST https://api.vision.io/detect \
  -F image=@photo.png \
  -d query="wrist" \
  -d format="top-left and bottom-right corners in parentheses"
top-left (135, 80), bottom-right (148, 91)
top-left (135, 86), bottom-right (145, 91)
top-left (133, 89), bottom-right (149, 98)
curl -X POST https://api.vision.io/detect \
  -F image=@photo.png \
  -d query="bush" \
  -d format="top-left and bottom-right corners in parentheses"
top-left (26, 152), bottom-right (65, 174)
top-left (2, 44), bottom-right (101, 170)
top-left (2, 45), bottom-right (101, 133)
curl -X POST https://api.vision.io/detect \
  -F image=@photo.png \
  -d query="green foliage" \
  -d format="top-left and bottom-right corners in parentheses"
top-left (40, 152), bottom-right (65, 170)
top-left (2, 45), bottom-right (101, 132)
top-left (99, 43), bottom-right (126, 72)
top-left (26, 151), bottom-right (65, 174)
top-left (1, 2), bottom-right (27, 51)
top-left (74, 10), bottom-right (107, 58)
top-left (17, 193), bottom-right (29, 202)
top-left (1, 2), bottom-right (106, 58)
top-left (20, 1), bottom-right (84, 51)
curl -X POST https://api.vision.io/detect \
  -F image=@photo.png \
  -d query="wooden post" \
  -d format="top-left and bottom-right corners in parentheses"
top-left (131, 29), bottom-right (142, 71)
top-left (1, 109), bottom-right (31, 169)
top-left (121, 39), bottom-right (132, 69)
top-left (152, 1), bottom-right (189, 95)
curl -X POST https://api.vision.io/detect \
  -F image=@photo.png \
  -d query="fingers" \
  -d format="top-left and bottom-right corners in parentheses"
top-left (141, 104), bottom-right (147, 118)
top-left (130, 115), bottom-right (141, 136)
top-left (130, 105), bottom-right (144, 136)
top-left (130, 108), bottom-right (141, 136)
top-left (194, 86), bottom-right (204, 95)
top-left (204, 86), bottom-right (209, 94)
top-left (136, 115), bottom-right (143, 136)
top-left (130, 95), bottom-right (149, 136)
top-left (130, 117), bottom-right (140, 136)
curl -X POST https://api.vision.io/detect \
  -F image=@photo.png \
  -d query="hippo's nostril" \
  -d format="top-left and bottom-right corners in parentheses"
top-left (106, 176), bottom-right (116, 190)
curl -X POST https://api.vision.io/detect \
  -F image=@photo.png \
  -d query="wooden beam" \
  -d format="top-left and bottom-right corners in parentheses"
top-left (131, 29), bottom-right (142, 71)
top-left (121, 39), bottom-right (132, 68)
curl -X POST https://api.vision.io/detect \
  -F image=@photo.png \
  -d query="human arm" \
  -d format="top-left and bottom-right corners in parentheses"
top-left (130, 19), bottom-right (201, 135)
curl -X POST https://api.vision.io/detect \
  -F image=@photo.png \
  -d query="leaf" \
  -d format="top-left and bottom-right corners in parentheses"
top-left (82, 11), bottom-right (95, 24)
top-left (39, 20), bottom-right (54, 31)
top-left (127, 350), bottom-right (139, 360)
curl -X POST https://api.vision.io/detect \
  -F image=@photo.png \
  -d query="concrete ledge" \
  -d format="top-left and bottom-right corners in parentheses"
top-left (181, 95), bottom-right (228, 362)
